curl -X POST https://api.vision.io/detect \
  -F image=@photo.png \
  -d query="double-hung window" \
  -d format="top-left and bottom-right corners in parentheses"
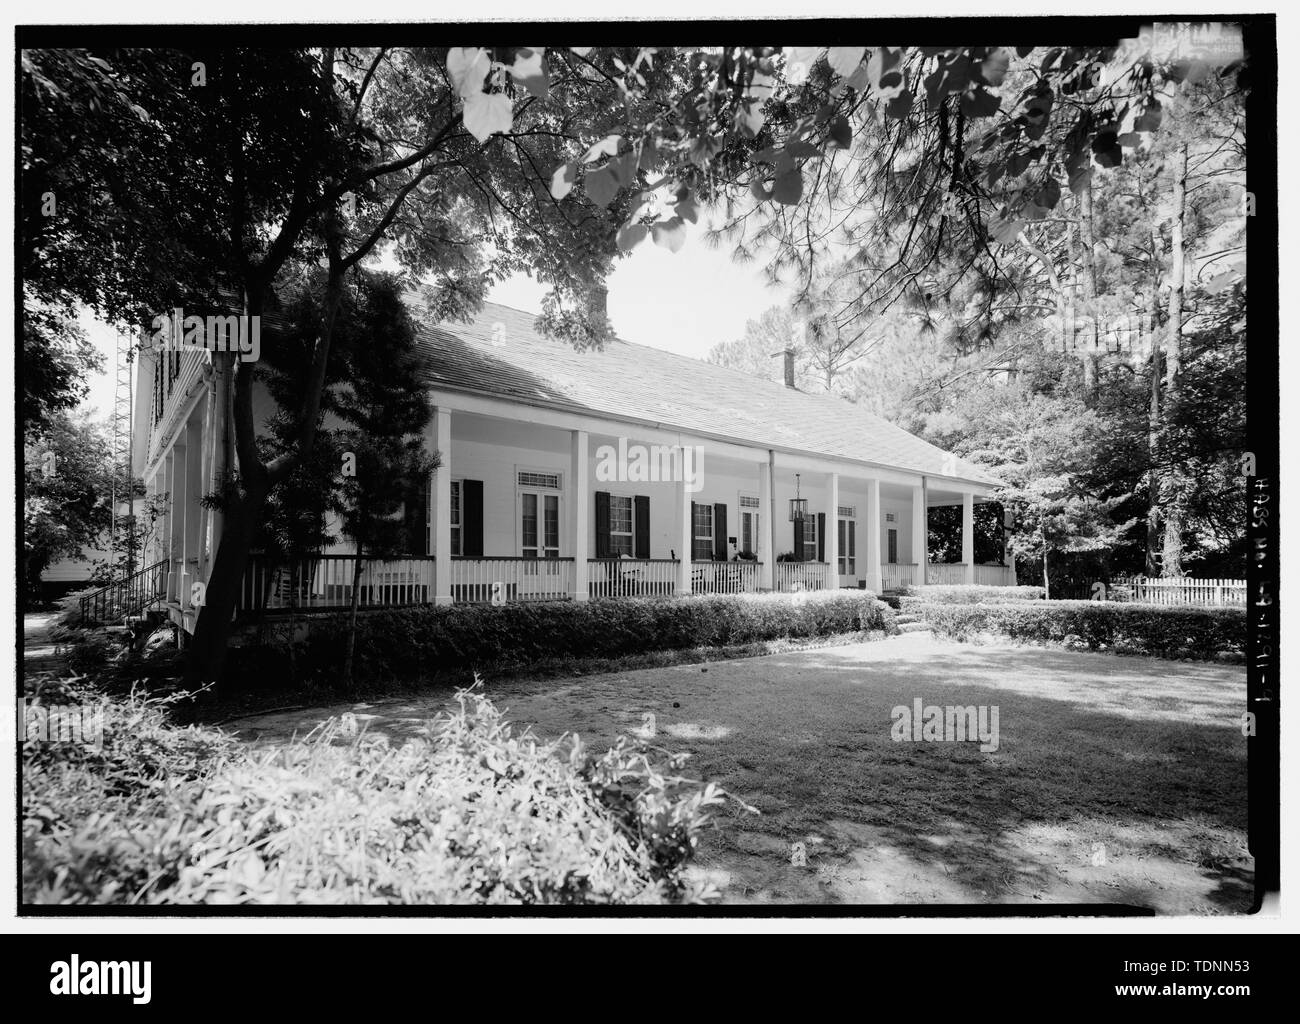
top-left (692, 504), bottom-right (714, 561)
top-left (609, 495), bottom-right (634, 556)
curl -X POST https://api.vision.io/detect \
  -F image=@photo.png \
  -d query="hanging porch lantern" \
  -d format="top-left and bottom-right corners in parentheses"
top-left (789, 473), bottom-right (808, 522)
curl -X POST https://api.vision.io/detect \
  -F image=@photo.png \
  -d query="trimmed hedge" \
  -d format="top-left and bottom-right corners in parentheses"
top-left (270, 591), bottom-right (894, 686)
top-left (916, 600), bottom-right (1245, 661)
top-left (902, 584), bottom-right (1045, 604)
top-left (24, 681), bottom-right (738, 905)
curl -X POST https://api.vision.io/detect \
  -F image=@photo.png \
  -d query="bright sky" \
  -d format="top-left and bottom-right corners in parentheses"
top-left (77, 220), bottom-right (790, 420)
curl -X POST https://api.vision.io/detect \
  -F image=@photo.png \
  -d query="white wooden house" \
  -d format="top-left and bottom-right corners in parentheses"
top-left (132, 301), bottom-right (1011, 632)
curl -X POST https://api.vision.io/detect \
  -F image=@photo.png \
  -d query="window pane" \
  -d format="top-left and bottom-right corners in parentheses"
top-left (522, 493), bottom-right (538, 551)
top-left (693, 504), bottom-right (713, 560)
top-left (544, 495), bottom-right (559, 550)
top-left (610, 495), bottom-right (632, 534)
top-left (450, 480), bottom-right (460, 527)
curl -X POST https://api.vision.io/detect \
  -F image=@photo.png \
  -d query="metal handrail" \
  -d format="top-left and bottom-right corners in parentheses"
top-left (78, 559), bottom-right (169, 626)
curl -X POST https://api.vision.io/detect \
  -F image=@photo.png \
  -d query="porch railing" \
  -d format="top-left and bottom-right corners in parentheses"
top-left (588, 558), bottom-right (677, 598)
top-left (79, 559), bottom-right (169, 626)
top-left (974, 564), bottom-right (1017, 587)
top-left (882, 562), bottom-right (918, 590)
top-left (692, 560), bottom-right (761, 595)
top-left (925, 563), bottom-right (968, 585)
top-left (238, 555), bottom-right (435, 613)
top-left (774, 561), bottom-right (831, 592)
top-left (451, 556), bottom-right (573, 604)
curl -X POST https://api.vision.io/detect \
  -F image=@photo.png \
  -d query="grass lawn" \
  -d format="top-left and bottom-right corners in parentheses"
top-left (233, 632), bottom-right (1253, 912)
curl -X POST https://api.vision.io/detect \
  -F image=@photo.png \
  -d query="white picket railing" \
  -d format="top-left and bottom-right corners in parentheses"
top-left (925, 563), bottom-right (968, 585)
top-left (774, 561), bottom-right (831, 592)
top-left (692, 560), bottom-right (761, 595)
top-left (974, 564), bottom-right (1017, 587)
top-left (1110, 576), bottom-right (1246, 607)
top-left (882, 563), bottom-right (918, 590)
top-left (451, 557), bottom-right (573, 603)
top-left (239, 555), bottom-right (435, 612)
top-left (588, 558), bottom-right (678, 598)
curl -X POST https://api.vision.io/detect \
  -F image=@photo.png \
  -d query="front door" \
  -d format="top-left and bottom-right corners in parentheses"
top-left (838, 517), bottom-right (857, 586)
top-left (519, 489), bottom-right (561, 594)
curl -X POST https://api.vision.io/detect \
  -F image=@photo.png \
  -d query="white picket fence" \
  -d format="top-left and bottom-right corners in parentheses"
top-left (1110, 576), bottom-right (1246, 607)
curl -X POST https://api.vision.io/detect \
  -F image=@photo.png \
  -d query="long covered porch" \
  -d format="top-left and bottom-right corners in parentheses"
top-left (234, 395), bottom-right (1012, 615)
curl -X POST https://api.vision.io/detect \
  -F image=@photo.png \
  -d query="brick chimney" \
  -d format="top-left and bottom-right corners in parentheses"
top-left (774, 348), bottom-right (796, 388)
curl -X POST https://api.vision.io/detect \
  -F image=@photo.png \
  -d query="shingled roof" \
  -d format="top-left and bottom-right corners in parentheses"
top-left (415, 301), bottom-right (1000, 488)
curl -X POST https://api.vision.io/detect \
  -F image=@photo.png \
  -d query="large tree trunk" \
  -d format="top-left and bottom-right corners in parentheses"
top-left (1041, 546), bottom-right (1050, 600)
top-left (1078, 180), bottom-right (1099, 390)
top-left (182, 264), bottom-right (347, 690)
top-left (1144, 327), bottom-right (1163, 576)
top-left (1160, 143), bottom-right (1189, 577)
top-left (342, 547), bottom-right (364, 689)
top-left (182, 489), bottom-right (263, 689)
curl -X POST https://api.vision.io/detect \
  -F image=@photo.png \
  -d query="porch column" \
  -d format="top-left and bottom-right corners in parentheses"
top-left (428, 406), bottom-right (453, 605)
top-left (568, 429), bottom-right (589, 601)
top-left (826, 471), bottom-right (839, 589)
top-left (167, 447), bottom-right (183, 602)
top-left (911, 477), bottom-right (927, 587)
top-left (758, 459), bottom-right (774, 590)
top-left (962, 491), bottom-right (975, 584)
top-left (865, 477), bottom-right (882, 594)
top-left (676, 459), bottom-right (692, 597)
top-left (182, 412), bottom-right (204, 613)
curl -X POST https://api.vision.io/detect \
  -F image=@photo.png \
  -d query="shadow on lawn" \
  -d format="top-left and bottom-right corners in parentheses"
top-left (653, 642), bottom-right (1252, 911)
top-left (231, 636), bottom-right (1254, 911)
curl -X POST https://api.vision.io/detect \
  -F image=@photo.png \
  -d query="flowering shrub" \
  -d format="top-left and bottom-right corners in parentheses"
top-left (23, 682), bottom-right (740, 905)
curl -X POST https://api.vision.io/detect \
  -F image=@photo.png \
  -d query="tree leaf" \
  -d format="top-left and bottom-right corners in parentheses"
top-left (583, 135), bottom-right (622, 164)
top-left (616, 221), bottom-right (649, 252)
top-left (550, 161), bottom-right (578, 200)
top-left (981, 48), bottom-right (1011, 86)
top-left (447, 47), bottom-right (490, 100)
top-left (869, 47), bottom-right (906, 96)
top-left (826, 46), bottom-right (866, 79)
top-left (989, 214), bottom-right (1023, 244)
top-left (651, 216), bottom-right (687, 252)
top-left (508, 48), bottom-right (548, 100)
top-left (1134, 99), bottom-right (1162, 132)
top-left (783, 47), bottom-right (823, 85)
top-left (462, 91), bottom-right (512, 143)
top-left (737, 70), bottom-right (774, 137)
top-left (772, 167), bottom-right (803, 205)
top-left (828, 115), bottom-right (852, 149)
top-left (960, 86), bottom-right (1000, 119)
top-left (584, 163), bottom-right (619, 208)
top-left (885, 89), bottom-right (913, 119)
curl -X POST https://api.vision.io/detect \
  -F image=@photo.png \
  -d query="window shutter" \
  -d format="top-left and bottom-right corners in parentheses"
top-left (713, 503), bottom-right (727, 561)
top-left (634, 495), bottom-right (650, 559)
top-left (817, 512), bottom-right (826, 562)
top-left (595, 491), bottom-right (611, 558)
top-left (690, 501), bottom-right (699, 561)
top-left (793, 518), bottom-right (804, 561)
top-left (462, 480), bottom-right (484, 556)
